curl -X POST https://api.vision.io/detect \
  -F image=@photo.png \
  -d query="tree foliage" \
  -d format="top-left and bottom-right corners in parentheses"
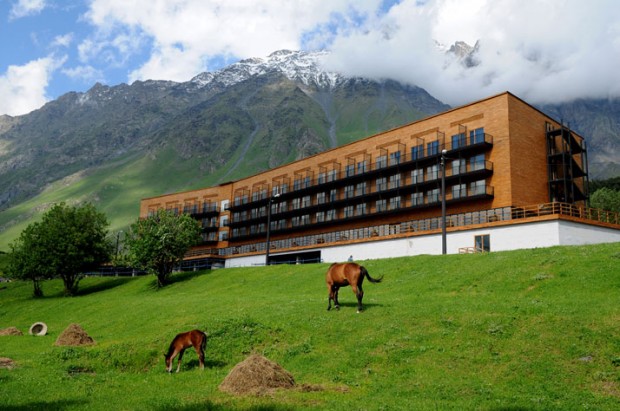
top-left (590, 187), bottom-right (620, 212)
top-left (6, 203), bottom-right (112, 297)
top-left (125, 209), bottom-right (201, 288)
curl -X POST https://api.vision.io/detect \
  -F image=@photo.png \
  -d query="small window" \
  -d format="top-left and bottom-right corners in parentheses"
top-left (475, 234), bottom-right (490, 252)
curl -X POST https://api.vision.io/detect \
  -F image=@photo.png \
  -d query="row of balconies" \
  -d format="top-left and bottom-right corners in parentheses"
top-left (227, 159), bottom-right (493, 227)
top-left (228, 184), bottom-right (494, 241)
top-left (228, 134), bottom-right (493, 210)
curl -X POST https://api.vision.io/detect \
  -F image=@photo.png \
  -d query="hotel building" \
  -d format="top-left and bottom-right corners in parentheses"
top-left (139, 92), bottom-right (620, 269)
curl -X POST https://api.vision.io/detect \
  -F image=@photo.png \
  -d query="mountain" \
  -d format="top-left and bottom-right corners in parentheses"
top-left (0, 50), bottom-right (449, 250)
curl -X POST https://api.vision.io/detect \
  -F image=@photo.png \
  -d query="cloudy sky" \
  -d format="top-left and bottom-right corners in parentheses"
top-left (1, 0), bottom-right (619, 116)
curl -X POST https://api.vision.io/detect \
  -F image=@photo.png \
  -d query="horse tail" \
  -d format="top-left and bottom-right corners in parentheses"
top-left (201, 331), bottom-right (207, 352)
top-left (361, 266), bottom-right (383, 283)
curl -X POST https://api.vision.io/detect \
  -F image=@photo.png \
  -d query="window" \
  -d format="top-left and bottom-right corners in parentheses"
top-left (346, 164), bottom-right (355, 177)
top-left (280, 183), bottom-right (289, 194)
top-left (301, 195), bottom-right (311, 208)
top-left (329, 189), bottom-right (338, 202)
top-left (316, 211), bottom-right (325, 223)
top-left (427, 188), bottom-right (440, 203)
top-left (470, 180), bottom-right (486, 196)
top-left (389, 174), bottom-right (401, 189)
top-left (376, 199), bottom-right (387, 212)
top-left (317, 192), bottom-right (326, 204)
top-left (328, 169), bottom-right (338, 182)
top-left (411, 144), bottom-right (424, 160)
top-left (470, 154), bottom-right (485, 171)
top-left (356, 182), bottom-right (367, 196)
top-left (357, 160), bottom-right (367, 174)
top-left (427, 140), bottom-right (439, 156)
top-left (376, 177), bottom-right (387, 191)
top-left (376, 155), bottom-right (387, 169)
top-left (355, 203), bottom-right (367, 216)
top-left (292, 198), bottom-right (301, 210)
top-left (452, 183), bottom-right (467, 199)
top-left (303, 176), bottom-right (311, 188)
top-left (291, 216), bottom-right (300, 227)
top-left (411, 192), bottom-right (423, 206)
top-left (389, 151), bottom-right (401, 166)
top-left (451, 133), bottom-right (466, 149)
top-left (470, 127), bottom-right (485, 144)
top-left (475, 234), bottom-right (490, 252)
top-left (411, 168), bottom-right (423, 184)
top-left (343, 205), bottom-right (354, 218)
top-left (344, 185), bottom-right (355, 199)
top-left (426, 164), bottom-right (439, 180)
top-left (318, 172), bottom-right (326, 184)
top-left (452, 158), bottom-right (465, 175)
top-left (300, 214), bottom-right (310, 225)
top-left (389, 196), bottom-right (401, 210)
top-left (326, 209), bottom-right (337, 221)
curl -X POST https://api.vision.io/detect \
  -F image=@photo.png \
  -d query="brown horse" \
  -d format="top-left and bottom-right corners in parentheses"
top-left (326, 262), bottom-right (383, 313)
top-left (164, 329), bottom-right (207, 373)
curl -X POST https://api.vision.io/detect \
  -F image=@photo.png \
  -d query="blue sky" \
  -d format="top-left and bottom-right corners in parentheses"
top-left (1, 0), bottom-right (619, 116)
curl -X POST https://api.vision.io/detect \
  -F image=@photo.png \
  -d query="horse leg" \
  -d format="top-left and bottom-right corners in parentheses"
top-left (333, 286), bottom-right (340, 310)
top-left (327, 284), bottom-right (334, 310)
top-left (176, 348), bottom-right (185, 373)
top-left (195, 343), bottom-right (205, 371)
top-left (352, 284), bottom-right (364, 313)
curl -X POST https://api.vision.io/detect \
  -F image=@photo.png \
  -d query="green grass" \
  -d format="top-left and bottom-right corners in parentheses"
top-left (1, 243), bottom-right (620, 410)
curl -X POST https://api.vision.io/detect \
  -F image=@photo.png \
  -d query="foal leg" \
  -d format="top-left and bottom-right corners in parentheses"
top-left (196, 343), bottom-right (205, 371)
top-left (176, 348), bottom-right (185, 373)
top-left (327, 284), bottom-right (334, 310)
top-left (333, 286), bottom-right (340, 310)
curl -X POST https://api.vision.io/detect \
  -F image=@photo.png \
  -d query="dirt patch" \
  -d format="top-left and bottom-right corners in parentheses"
top-left (219, 354), bottom-right (295, 395)
top-left (0, 327), bottom-right (23, 336)
top-left (55, 323), bottom-right (95, 346)
top-left (0, 357), bottom-right (16, 369)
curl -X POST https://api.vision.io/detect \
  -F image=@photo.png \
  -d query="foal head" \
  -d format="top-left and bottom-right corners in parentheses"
top-left (164, 353), bottom-right (173, 373)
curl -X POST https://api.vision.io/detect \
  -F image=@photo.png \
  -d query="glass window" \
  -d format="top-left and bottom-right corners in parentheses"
top-left (345, 164), bottom-right (354, 177)
top-left (470, 154), bottom-right (485, 171)
top-left (357, 160), bottom-right (367, 174)
top-left (345, 185), bottom-right (355, 199)
top-left (376, 177), bottom-right (387, 191)
top-left (376, 155), bottom-right (387, 169)
top-left (426, 164), bottom-right (439, 180)
top-left (411, 168), bottom-right (423, 184)
top-left (475, 234), bottom-right (490, 252)
top-left (427, 188), bottom-right (440, 203)
top-left (411, 144), bottom-right (424, 160)
top-left (470, 180), bottom-right (486, 195)
top-left (317, 192), bottom-right (326, 204)
top-left (411, 192), bottom-right (423, 206)
top-left (328, 169), bottom-right (338, 182)
top-left (389, 151), bottom-right (401, 166)
top-left (301, 195), bottom-right (311, 208)
top-left (451, 133), bottom-right (466, 149)
top-left (355, 203), bottom-right (367, 216)
top-left (470, 127), bottom-right (485, 144)
top-left (452, 183), bottom-right (467, 199)
top-left (427, 140), bottom-right (439, 156)
top-left (389, 174), bottom-right (401, 189)
top-left (343, 205), bottom-right (354, 218)
top-left (329, 189), bottom-right (338, 202)
top-left (316, 211), bottom-right (325, 222)
top-left (326, 209), bottom-right (337, 221)
top-left (389, 196), bottom-right (401, 210)
top-left (318, 172), bottom-right (326, 184)
top-left (376, 199), bottom-right (387, 212)
top-left (452, 158), bottom-right (465, 175)
top-left (356, 182), bottom-right (367, 196)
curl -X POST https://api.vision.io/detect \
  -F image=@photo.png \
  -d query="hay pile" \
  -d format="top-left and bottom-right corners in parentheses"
top-left (0, 357), bottom-right (16, 369)
top-left (0, 327), bottom-right (23, 336)
top-left (55, 323), bottom-right (95, 346)
top-left (219, 354), bottom-right (295, 395)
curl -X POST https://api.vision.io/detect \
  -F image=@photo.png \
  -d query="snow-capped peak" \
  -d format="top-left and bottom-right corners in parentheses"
top-left (190, 50), bottom-right (343, 90)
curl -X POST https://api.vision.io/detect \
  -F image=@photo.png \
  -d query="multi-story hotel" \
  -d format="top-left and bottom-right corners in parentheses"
top-left (139, 92), bottom-right (620, 269)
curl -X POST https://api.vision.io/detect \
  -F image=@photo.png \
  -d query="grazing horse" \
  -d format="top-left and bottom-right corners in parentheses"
top-left (164, 329), bottom-right (207, 373)
top-left (326, 262), bottom-right (383, 313)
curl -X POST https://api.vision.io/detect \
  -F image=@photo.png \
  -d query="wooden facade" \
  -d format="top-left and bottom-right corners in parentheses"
top-left (139, 92), bottom-right (592, 267)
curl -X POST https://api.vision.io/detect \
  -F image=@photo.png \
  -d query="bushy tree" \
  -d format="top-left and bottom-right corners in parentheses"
top-left (590, 187), bottom-right (620, 213)
top-left (6, 203), bottom-right (112, 297)
top-left (125, 209), bottom-right (201, 287)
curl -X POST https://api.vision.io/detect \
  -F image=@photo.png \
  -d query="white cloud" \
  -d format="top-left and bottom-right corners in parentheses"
top-left (323, 0), bottom-right (620, 105)
top-left (61, 65), bottom-right (103, 84)
top-left (0, 56), bottom-right (63, 116)
top-left (51, 33), bottom-right (74, 49)
top-left (9, 0), bottom-right (47, 20)
top-left (83, 0), bottom-right (384, 82)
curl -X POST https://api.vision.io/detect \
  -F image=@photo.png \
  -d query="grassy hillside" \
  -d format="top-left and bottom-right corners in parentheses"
top-left (1, 243), bottom-right (619, 410)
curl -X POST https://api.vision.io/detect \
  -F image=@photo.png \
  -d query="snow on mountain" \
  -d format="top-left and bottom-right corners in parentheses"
top-left (191, 50), bottom-right (343, 90)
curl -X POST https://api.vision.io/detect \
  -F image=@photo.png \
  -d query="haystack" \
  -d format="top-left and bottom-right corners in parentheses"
top-left (219, 354), bottom-right (295, 395)
top-left (0, 357), bottom-right (16, 369)
top-left (55, 323), bottom-right (95, 346)
top-left (0, 327), bottom-right (23, 336)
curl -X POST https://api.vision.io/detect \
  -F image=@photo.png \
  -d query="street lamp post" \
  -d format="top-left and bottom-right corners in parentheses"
top-left (265, 192), bottom-right (280, 265)
top-left (440, 149), bottom-right (447, 255)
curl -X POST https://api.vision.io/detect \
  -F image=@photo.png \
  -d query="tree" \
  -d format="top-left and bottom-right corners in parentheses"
top-left (6, 203), bottom-right (112, 297)
top-left (590, 187), bottom-right (620, 213)
top-left (125, 209), bottom-right (201, 287)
